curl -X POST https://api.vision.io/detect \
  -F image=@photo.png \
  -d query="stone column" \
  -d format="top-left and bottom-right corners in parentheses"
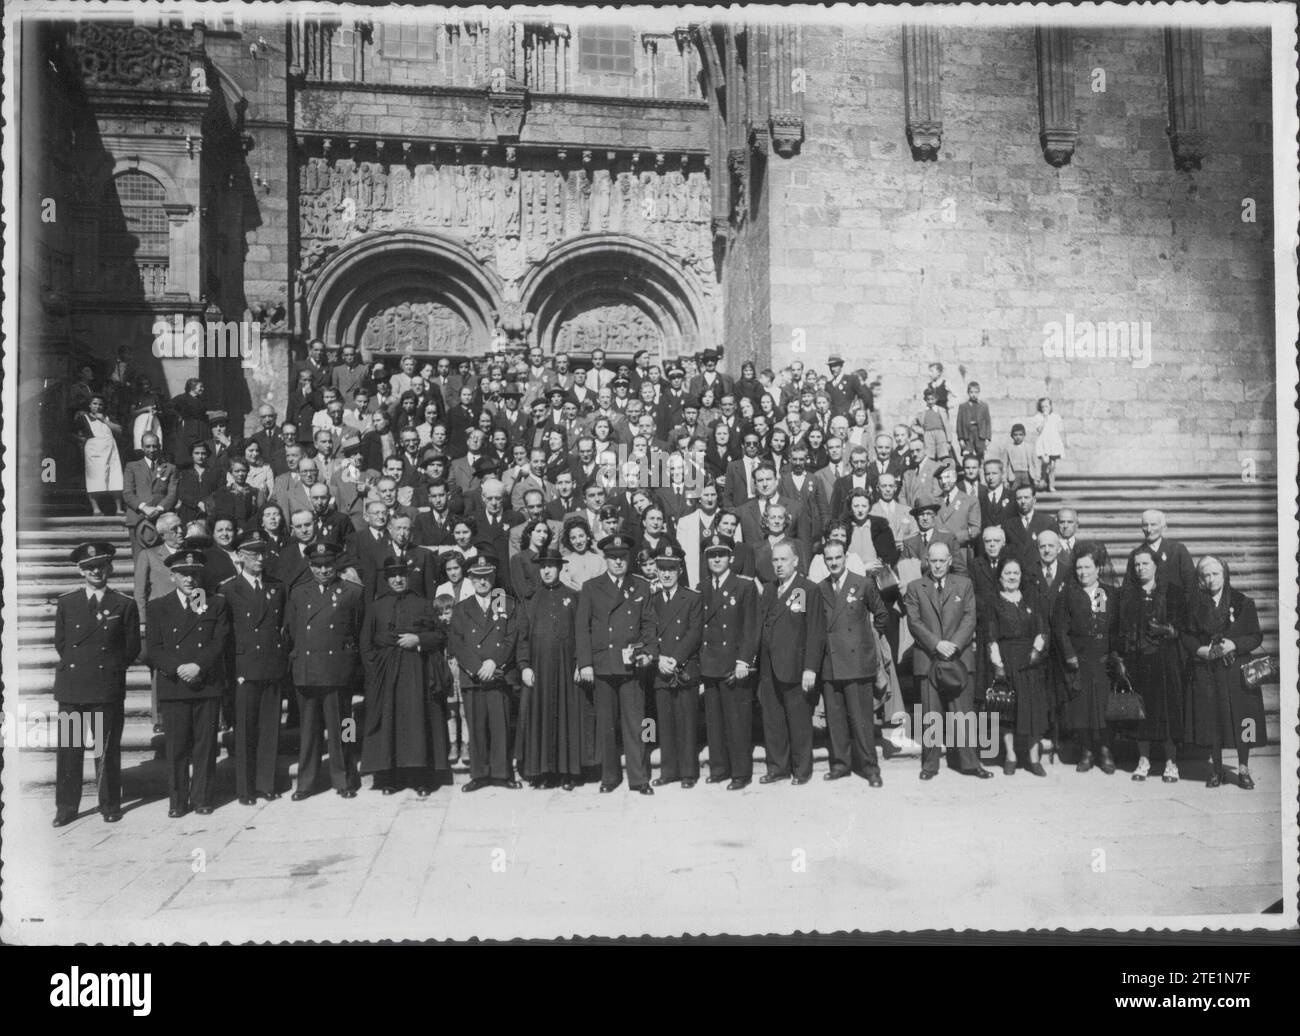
top-left (1165, 28), bottom-right (1208, 170)
top-left (768, 22), bottom-right (804, 158)
top-left (902, 26), bottom-right (942, 161)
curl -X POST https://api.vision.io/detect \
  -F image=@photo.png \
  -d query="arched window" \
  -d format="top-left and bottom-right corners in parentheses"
top-left (105, 170), bottom-right (169, 297)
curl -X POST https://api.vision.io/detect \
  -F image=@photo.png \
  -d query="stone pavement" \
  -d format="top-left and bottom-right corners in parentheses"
top-left (3, 744), bottom-right (1286, 943)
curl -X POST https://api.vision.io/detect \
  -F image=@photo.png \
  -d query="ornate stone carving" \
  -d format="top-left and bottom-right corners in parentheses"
top-left (1035, 28), bottom-right (1077, 167)
top-left (767, 23), bottom-right (805, 158)
top-left (69, 22), bottom-right (192, 92)
top-left (555, 303), bottom-right (662, 355)
top-left (1165, 28), bottom-right (1208, 171)
top-left (487, 83), bottom-right (529, 142)
top-left (360, 297), bottom-right (472, 355)
top-left (902, 27), bottom-right (943, 161)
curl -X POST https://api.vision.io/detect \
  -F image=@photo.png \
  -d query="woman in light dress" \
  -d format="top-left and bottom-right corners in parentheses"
top-left (1033, 397), bottom-right (1066, 492)
top-left (75, 393), bottom-right (124, 515)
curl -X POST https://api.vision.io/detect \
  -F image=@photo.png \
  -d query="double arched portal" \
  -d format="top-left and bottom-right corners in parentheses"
top-left (303, 230), bottom-right (714, 365)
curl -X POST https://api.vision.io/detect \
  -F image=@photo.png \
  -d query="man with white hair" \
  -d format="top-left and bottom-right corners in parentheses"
top-left (1125, 509), bottom-right (1196, 592)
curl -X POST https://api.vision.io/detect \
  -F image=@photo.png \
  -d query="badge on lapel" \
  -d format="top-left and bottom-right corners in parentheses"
top-left (788, 588), bottom-right (806, 614)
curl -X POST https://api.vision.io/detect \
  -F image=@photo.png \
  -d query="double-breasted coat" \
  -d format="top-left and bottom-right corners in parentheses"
top-left (284, 578), bottom-right (365, 687)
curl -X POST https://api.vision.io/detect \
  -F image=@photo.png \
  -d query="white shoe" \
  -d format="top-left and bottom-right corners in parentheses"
top-left (1132, 756), bottom-right (1150, 782)
top-left (1162, 761), bottom-right (1179, 784)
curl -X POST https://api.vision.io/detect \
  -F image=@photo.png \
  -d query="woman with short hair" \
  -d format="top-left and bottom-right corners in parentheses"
top-left (987, 556), bottom-right (1051, 776)
top-left (1052, 547), bottom-right (1119, 775)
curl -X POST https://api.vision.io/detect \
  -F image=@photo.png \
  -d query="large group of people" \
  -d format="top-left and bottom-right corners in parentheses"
top-left (48, 344), bottom-right (1269, 824)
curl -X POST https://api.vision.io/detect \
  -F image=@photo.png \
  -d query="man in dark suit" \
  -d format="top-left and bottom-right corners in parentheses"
top-left (167, 378), bottom-right (211, 465)
top-left (819, 539), bottom-right (891, 787)
top-left (698, 534), bottom-right (761, 789)
top-left (467, 478), bottom-right (517, 591)
top-left (284, 541), bottom-right (364, 800)
top-left (647, 545), bottom-right (703, 789)
top-left (903, 540), bottom-right (993, 781)
top-left (415, 480), bottom-right (456, 548)
top-left (146, 546), bottom-right (233, 817)
top-left (1028, 529), bottom-right (1070, 607)
top-left (779, 444), bottom-right (829, 547)
top-left (1001, 481), bottom-right (1055, 570)
top-left (757, 540), bottom-right (826, 785)
top-left (221, 531), bottom-right (287, 805)
top-left (575, 533), bottom-right (658, 795)
top-left (1125, 508), bottom-right (1197, 593)
top-left (305, 482), bottom-right (353, 552)
top-left (978, 459), bottom-right (1017, 534)
top-left (824, 354), bottom-right (872, 415)
top-left (900, 496), bottom-right (967, 575)
top-left (249, 407), bottom-right (290, 477)
top-left (331, 343), bottom-right (366, 404)
top-left (687, 349), bottom-right (734, 401)
top-left (738, 465), bottom-right (812, 554)
top-left (350, 499), bottom-right (395, 599)
top-left (52, 543), bottom-right (141, 826)
top-left (723, 432), bottom-right (764, 508)
top-left (289, 369), bottom-right (324, 445)
top-left (449, 554), bottom-right (524, 792)
top-left (121, 433), bottom-right (179, 556)
top-left (293, 339), bottom-right (331, 392)
top-left (830, 445), bottom-right (875, 520)
top-left (380, 514), bottom-right (436, 599)
top-left (955, 381), bottom-right (992, 460)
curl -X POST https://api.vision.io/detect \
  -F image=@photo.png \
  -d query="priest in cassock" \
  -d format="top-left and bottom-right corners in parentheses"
top-left (516, 550), bottom-right (585, 791)
top-left (359, 557), bottom-right (449, 796)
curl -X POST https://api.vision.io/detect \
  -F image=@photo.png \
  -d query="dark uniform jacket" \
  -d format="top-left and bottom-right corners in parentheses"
top-left (699, 572), bottom-right (761, 680)
top-left (222, 572), bottom-right (288, 682)
top-left (649, 587), bottom-right (703, 689)
top-left (575, 573), bottom-right (657, 676)
top-left (819, 571), bottom-right (890, 681)
top-left (53, 588), bottom-right (141, 704)
top-left (758, 575), bottom-right (827, 685)
top-left (448, 593), bottom-right (522, 688)
top-left (284, 578), bottom-right (365, 686)
top-left (146, 591), bottom-right (232, 700)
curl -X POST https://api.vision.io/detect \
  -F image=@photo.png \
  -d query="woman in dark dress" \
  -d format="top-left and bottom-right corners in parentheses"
top-left (1180, 556), bottom-right (1265, 789)
top-left (734, 361), bottom-right (764, 407)
top-left (516, 551), bottom-right (584, 790)
top-left (1052, 547), bottom-right (1118, 774)
top-left (509, 519), bottom-right (553, 603)
top-left (987, 556), bottom-right (1051, 776)
top-left (1113, 545), bottom-right (1186, 783)
top-left (705, 420), bottom-right (735, 481)
top-left (256, 502), bottom-right (290, 579)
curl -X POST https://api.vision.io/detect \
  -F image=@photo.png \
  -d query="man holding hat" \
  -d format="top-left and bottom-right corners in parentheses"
top-left (146, 543), bottom-right (233, 816)
top-left (903, 540), bottom-right (993, 780)
top-left (360, 557), bottom-right (448, 796)
top-left (698, 533), bottom-right (761, 790)
top-left (647, 544), bottom-right (703, 788)
top-left (52, 542), bottom-right (141, 825)
top-left (221, 530), bottom-right (287, 805)
top-left (284, 541), bottom-right (365, 800)
top-left (449, 553), bottom-right (523, 792)
top-left (122, 432), bottom-right (179, 557)
top-left (575, 532), bottom-right (658, 794)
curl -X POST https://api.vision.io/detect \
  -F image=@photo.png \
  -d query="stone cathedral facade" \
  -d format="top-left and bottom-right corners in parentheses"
top-left (16, 8), bottom-right (1278, 480)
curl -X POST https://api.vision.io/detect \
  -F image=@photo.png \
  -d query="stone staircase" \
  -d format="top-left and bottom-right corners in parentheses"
top-left (8, 474), bottom-right (1287, 796)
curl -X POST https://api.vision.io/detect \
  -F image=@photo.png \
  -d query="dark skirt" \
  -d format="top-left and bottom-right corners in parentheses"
top-left (1061, 635), bottom-right (1110, 737)
top-left (516, 645), bottom-right (584, 779)
top-left (1185, 658), bottom-right (1268, 753)
top-left (996, 636), bottom-right (1050, 740)
top-left (1121, 646), bottom-right (1184, 742)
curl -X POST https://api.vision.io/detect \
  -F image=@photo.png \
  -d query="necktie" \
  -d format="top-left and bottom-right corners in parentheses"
top-left (714, 577), bottom-right (722, 592)
top-left (253, 578), bottom-right (261, 593)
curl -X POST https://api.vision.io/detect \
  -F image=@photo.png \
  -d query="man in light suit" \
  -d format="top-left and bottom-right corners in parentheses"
top-left (121, 433), bottom-right (179, 556)
top-left (903, 540), bottom-right (993, 781)
top-left (509, 447), bottom-right (554, 511)
top-left (779, 444), bottom-right (829, 547)
top-left (934, 465), bottom-right (982, 564)
top-left (899, 496), bottom-right (967, 575)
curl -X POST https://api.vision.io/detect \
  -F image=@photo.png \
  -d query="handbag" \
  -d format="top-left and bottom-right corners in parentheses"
top-left (1104, 673), bottom-right (1146, 723)
top-left (873, 565), bottom-right (899, 592)
top-left (984, 675), bottom-right (1016, 712)
top-left (1240, 655), bottom-right (1279, 688)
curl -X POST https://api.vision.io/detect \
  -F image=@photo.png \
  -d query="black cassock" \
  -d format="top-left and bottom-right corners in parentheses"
top-left (517, 582), bottom-right (583, 779)
top-left (360, 590), bottom-right (449, 778)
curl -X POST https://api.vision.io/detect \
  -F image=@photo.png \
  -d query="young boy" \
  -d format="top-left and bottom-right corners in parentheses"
top-left (998, 424), bottom-right (1036, 489)
top-left (434, 593), bottom-right (467, 768)
top-left (955, 381), bottom-right (992, 460)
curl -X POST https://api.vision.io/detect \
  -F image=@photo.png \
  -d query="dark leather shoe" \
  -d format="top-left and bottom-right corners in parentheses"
top-left (867, 774), bottom-right (883, 788)
top-left (1238, 772), bottom-right (1255, 790)
top-left (759, 773), bottom-right (787, 785)
top-left (462, 778), bottom-right (488, 793)
top-left (415, 787), bottom-right (434, 798)
top-left (194, 806), bottom-right (214, 815)
top-left (919, 770), bottom-right (937, 781)
top-left (965, 768), bottom-right (995, 780)
top-left (561, 780), bottom-right (576, 792)
top-left (681, 779), bottom-right (697, 789)
top-left (1097, 748), bottom-right (1116, 775)
top-left (167, 807), bottom-right (186, 818)
top-left (705, 775), bottom-right (729, 784)
top-left (1206, 771), bottom-right (1221, 788)
top-left (1076, 751), bottom-right (1094, 773)
top-left (337, 789), bottom-right (357, 799)
top-left (498, 779), bottom-right (523, 790)
top-left (599, 782), bottom-right (618, 793)
top-left (726, 778), bottom-right (750, 791)
top-left (824, 769), bottom-right (851, 781)
top-left (1027, 762), bottom-right (1047, 777)
top-left (632, 783), bottom-right (654, 796)
top-left (262, 792), bottom-right (281, 801)
top-left (52, 815), bottom-right (74, 828)
top-left (651, 777), bottom-right (673, 787)
top-left (380, 786), bottom-right (400, 795)
top-left (291, 791), bottom-right (310, 802)
top-left (238, 797), bottom-right (257, 806)
top-left (103, 811), bottom-right (124, 823)
top-left (791, 775), bottom-right (810, 786)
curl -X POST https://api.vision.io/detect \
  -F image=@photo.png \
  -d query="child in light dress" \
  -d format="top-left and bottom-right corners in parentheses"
top-left (1032, 397), bottom-right (1066, 492)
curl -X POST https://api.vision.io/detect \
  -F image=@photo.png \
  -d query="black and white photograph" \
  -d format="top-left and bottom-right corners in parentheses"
top-left (1, 0), bottom-right (1296, 944)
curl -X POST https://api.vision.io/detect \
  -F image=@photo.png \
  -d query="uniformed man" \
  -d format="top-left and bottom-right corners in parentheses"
top-left (699, 534), bottom-right (761, 790)
top-left (819, 539), bottom-right (891, 787)
top-left (52, 542), bottom-right (141, 826)
top-left (448, 554), bottom-right (523, 792)
top-left (647, 544), bottom-right (703, 788)
top-left (221, 530), bottom-right (287, 805)
top-left (146, 544), bottom-right (232, 817)
top-left (575, 532), bottom-right (658, 795)
top-left (757, 540), bottom-right (826, 786)
top-left (284, 541), bottom-right (364, 800)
